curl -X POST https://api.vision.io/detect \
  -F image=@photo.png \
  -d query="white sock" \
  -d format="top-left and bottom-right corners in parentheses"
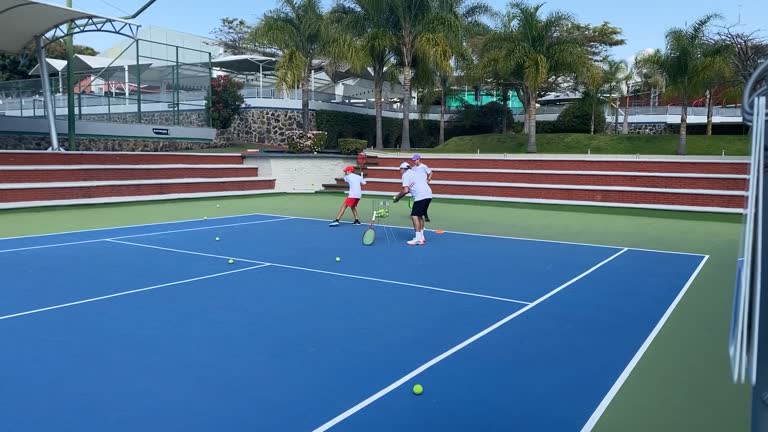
top-left (417, 231), bottom-right (424, 240)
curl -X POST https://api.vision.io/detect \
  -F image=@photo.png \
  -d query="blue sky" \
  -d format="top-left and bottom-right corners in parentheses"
top-left (56, 0), bottom-right (766, 62)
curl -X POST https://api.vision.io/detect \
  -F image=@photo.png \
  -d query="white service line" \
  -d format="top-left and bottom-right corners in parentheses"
top-left (579, 254), bottom-right (710, 432)
top-left (250, 212), bottom-right (707, 258)
top-left (0, 217), bottom-right (293, 254)
top-left (311, 248), bottom-right (629, 432)
top-left (0, 264), bottom-right (270, 321)
top-left (107, 239), bottom-right (530, 305)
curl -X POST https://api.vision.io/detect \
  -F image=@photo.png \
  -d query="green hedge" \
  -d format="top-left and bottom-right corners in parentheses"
top-left (338, 138), bottom-right (367, 155)
top-left (316, 110), bottom-right (472, 149)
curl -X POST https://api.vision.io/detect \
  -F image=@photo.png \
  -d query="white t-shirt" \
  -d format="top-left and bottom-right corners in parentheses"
top-left (402, 169), bottom-right (432, 201)
top-left (412, 163), bottom-right (432, 176)
top-left (344, 173), bottom-right (366, 198)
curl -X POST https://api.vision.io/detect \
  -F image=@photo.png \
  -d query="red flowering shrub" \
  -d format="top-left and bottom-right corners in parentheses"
top-left (205, 75), bottom-right (245, 129)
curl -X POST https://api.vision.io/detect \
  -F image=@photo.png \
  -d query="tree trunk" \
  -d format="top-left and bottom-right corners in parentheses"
top-left (622, 93), bottom-right (630, 134)
top-left (401, 64), bottom-right (412, 150)
top-left (590, 99), bottom-right (595, 135)
top-left (374, 74), bottom-right (383, 149)
top-left (501, 86), bottom-right (508, 133)
top-left (516, 88), bottom-right (528, 133)
top-left (301, 75), bottom-right (310, 133)
top-left (706, 88), bottom-right (713, 136)
top-left (439, 86), bottom-right (445, 146)
top-left (678, 104), bottom-right (688, 155)
top-left (613, 95), bottom-right (619, 134)
top-left (526, 90), bottom-right (537, 153)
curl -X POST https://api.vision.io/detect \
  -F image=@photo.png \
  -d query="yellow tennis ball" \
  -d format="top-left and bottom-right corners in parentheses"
top-left (412, 384), bottom-right (423, 395)
top-left (336, 257), bottom-right (341, 262)
top-left (228, 259), bottom-right (234, 264)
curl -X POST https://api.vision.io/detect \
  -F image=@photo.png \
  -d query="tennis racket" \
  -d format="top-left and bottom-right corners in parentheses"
top-left (357, 152), bottom-right (367, 176)
top-left (362, 210), bottom-right (376, 245)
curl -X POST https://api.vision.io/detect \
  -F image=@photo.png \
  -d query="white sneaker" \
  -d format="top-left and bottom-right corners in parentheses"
top-left (407, 238), bottom-right (424, 246)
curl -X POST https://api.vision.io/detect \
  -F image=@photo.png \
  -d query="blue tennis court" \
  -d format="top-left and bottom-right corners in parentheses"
top-left (0, 213), bottom-right (707, 431)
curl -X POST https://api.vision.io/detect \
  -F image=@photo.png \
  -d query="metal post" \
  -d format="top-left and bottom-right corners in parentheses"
top-left (175, 46), bottom-right (180, 125)
top-left (751, 95), bottom-right (767, 431)
top-left (207, 52), bottom-right (213, 127)
top-left (124, 65), bottom-right (129, 104)
top-left (259, 63), bottom-right (263, 97)
top-left (66, 0), bottom-right (75, 150)
top-left (36, 36), bottom-right (60, 151)
top-left (136, 39), bottom-right (142, 123)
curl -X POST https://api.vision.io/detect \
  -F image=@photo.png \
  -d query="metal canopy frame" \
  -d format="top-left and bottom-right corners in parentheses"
top-left (39, 13), bottom-right (140, 151)
top-left (44, 15), bottom-right (139, 49)
top-left (0, 0), bottom-right (142, 151)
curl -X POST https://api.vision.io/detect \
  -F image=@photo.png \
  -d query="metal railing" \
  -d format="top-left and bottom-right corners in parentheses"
top-left (0, 76), bottom-right (746, 123)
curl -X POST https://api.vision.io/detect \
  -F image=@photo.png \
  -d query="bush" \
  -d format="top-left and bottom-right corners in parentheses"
top-left (286, 130), bottom-right (328, 153)
top-left (338, 138), bottom-right (368, 155)
top-left (554, 100), bottom-right (606, 133)
top-left (205, 75), bottom-right (244, 129)
top-left (450, 102), bottom-right (515, 135)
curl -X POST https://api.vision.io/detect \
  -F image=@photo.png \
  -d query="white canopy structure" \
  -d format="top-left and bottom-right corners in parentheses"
top-left (0, 0), bottom-right (140, 150)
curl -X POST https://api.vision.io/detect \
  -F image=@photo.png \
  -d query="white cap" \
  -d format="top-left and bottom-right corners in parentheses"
top-left (399, 162), bottom-right (410, 169)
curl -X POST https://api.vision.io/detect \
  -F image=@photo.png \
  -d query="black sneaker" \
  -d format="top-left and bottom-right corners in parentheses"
top-left (353, 220), bottom-right (361, 225)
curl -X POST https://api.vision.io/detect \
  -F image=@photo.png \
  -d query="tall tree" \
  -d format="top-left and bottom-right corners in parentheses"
top-left (564, 21), bottom-right (626, 61)
top-left (381, 0), bottom-right (455, 149)
top-left (482, 1), bottom-right (586, 152)
top-left (1, 41), bottom-right (97, 82)
top-left (210, 17), bottom-right (259, 55)
top-left (636, 14), bottom-right (726, 154)
top-left (327, 0), bottom-right (397, 149)
top-left (418, 0), bottom-right (493, 145)
top-left (251, 0), bottom-right (329, 132)
top-left (714, 25), bottom-right (768, 85)
top-left (602, 57), bottom-right (628, 134)
top-left (578, 62), bottom-right (608, 135)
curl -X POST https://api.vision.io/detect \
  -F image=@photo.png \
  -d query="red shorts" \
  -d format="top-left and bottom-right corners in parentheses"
top-left (344, 197), bottom-right (360, 207)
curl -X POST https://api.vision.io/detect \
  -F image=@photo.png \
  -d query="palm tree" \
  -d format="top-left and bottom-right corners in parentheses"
top-left (327, 0), bottom-right (397, 149)
top-left (382, 0), bottom-right (455, 149)
top-left (481, 1), bottom-right (586, 152)
top-left (621, 61), bottom-right (637, 134)
top-left (579, 62), bottom-right (607, 135)
top-left (251, 0), bottom-right (328, 133)
top-left (602, 57), bottom-right (628, 134)
top-left (416, 0), bottom-right (493, 146)
top-left (635, 14), bottom-right (724, 155)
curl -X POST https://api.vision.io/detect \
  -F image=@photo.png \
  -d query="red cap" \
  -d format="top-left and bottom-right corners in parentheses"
top-left (343, 165), bottom-right (355, 172)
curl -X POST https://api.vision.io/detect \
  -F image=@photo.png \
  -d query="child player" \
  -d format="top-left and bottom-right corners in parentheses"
top-left (329, 165), bottom-right (366, 226)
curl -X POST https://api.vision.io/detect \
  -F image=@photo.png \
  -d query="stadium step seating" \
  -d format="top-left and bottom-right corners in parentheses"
top-left (0, 151), bottom-right (275, 208)
top-left (323, 155), bottom-right (749, 213)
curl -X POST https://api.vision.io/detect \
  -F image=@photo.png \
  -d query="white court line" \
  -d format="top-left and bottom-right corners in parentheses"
top-left (312, 248), bottom-right (630, 431)
top-left (579, 254), bottom-right (710, 432)
top-left (0, 217), bottom-right (293, 254)
top-left (0, 264), bottom-right (270, 321)
top-left (251, 212), bottom-right (708, 258)
top-left (1, 210), bottom-right (704, 258)
top-left (107, 239), bottom-right (531, 305)
top-left (0, 211), bottom-right (279, 241)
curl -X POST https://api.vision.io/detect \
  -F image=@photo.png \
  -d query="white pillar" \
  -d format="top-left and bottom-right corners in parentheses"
top-left (124, 65), bottom-right (130, 105)
top-left (36, 36), bottom-right (60, 151)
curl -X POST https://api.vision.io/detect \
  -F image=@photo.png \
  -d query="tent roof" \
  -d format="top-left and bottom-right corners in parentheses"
top-left (0, 0), bottom-right (135, 54)
top-left (28, 54), bottom-right (152, 76)
top-left (211, 55), bottom-right (276, 74)
top-left (28, 57), bottom-right (67, 75)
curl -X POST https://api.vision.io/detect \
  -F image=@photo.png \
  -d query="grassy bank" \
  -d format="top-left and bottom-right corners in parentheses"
top-left (431, 133), bottom-right (750, 155)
